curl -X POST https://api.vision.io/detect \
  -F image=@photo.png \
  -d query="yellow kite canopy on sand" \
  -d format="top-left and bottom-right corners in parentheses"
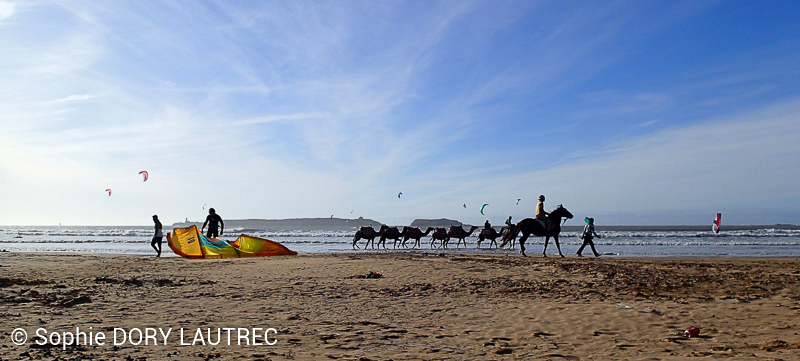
top-left (167, 225), bottom-right (298, 259)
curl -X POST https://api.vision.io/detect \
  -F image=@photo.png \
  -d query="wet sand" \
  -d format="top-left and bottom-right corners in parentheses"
top-left (2, 252), bottom-right (800, 360)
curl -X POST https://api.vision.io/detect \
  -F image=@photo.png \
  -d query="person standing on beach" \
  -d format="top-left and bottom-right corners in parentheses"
top-left (151, 215), bottom-right (163, 257)
top-left (577, 217), bottom-right (601, 257)
top-left (202, 208), bottom-right (224, 239)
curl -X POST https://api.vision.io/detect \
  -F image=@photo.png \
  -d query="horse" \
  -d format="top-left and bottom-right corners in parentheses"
top-left (504, 204), bottom-right (573, 257)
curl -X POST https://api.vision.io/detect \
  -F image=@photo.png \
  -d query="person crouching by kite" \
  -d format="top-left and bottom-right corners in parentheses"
top-left (577, 217), bottom-right (601, 257)
top-left (202, 208), bottom-right (224, 239)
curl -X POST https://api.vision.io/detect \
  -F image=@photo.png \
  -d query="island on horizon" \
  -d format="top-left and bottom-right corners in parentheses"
top-left (169, 217), bottom-right (798, 232)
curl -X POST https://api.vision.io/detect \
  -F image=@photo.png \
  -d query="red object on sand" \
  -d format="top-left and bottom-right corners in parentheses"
top-left (684, 327), bottom-right (700, 337)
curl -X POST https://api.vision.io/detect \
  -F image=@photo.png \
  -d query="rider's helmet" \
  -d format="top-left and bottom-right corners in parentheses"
top-left (538, 195), bottom-right (545, 201)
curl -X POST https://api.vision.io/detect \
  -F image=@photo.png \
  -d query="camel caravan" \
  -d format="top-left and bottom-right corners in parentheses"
top-left (351, 204), bottom-right (575, 257)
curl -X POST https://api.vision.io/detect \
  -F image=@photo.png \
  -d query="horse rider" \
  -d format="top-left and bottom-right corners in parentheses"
top-left (536, 195), bottom-right (553, 233)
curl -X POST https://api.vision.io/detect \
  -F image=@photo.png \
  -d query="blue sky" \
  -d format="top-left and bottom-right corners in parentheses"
top-left (1, 1), bottom-right (799, 226)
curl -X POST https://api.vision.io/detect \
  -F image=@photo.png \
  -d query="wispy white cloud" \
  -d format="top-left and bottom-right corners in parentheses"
top-left (635, 120), bottom-right (660, 128)
top-left (436, 98), bottom-right (800, 225)
top-left (235, 112), bottom-right (329, 125)
top-left (0, 1), bottom-right (14, 22)
top-left (1, 1), bottom-right (798, 225)
top-left (50, 94), bottom-right (98, 103)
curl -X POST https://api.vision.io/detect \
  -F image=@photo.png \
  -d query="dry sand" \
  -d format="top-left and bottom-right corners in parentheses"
top-left (2, 252), bottom-right (800, 360)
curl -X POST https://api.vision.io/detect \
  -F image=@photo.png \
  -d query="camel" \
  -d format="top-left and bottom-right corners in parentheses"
top-left (400, 226), bottom-right (433, 249)
top-left (377, 225), bottom-right (403, 249)
top-left (429, 227), bottom-right (449, 248)
top-left (445, 225), bottom-right (479, 248)
top-left (477, 227), bottom-right (502, 248)
top-left (503, 204), bottom-right (573, 257)
top-left (352, 226), bottom-right (380, 249)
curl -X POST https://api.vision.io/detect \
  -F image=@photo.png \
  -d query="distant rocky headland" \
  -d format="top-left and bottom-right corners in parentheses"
top-left (171, 217), bottom-right (380, 230)
top-left (172, 217), bottom-right (797, 231)
top-left (171, 217), bottom-right (471, 230)
top-left (409, 218), bottom-right (464, 228)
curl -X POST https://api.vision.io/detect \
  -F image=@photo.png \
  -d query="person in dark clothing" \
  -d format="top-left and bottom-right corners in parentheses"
top-left (202, 208), bottom-right (224, 239)
top-left (484, 220), bottom-right (492, 230)
top-left (577, 217), bottom-right (601, 257)
top-left (151, 215), bottom-right (163, 257)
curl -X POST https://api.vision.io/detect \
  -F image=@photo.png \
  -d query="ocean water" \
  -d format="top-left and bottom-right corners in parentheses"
top-left (1, 225), bottom-right (799, 257)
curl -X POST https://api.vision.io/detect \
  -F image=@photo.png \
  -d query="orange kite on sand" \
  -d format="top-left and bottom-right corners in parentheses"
top-left (168, 225), bottom-right (297, 259)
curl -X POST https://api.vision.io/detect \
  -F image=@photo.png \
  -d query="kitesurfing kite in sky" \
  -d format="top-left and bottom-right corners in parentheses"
top-left (139, 171), bottom-right (149, 182)
top-left (398, 192), bottom-right (402, 198)
top-left (480, 203), bottom-right (488, 215)
top-left (105, 189), bottom-right (112, 196)
top-left (516, 198), bottom-right (521, 205)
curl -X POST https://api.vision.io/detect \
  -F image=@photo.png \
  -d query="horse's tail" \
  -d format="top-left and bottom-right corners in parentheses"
top-left (507, 223), bottom-right (522, 241)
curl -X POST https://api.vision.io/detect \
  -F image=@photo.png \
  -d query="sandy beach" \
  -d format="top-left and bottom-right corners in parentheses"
top-left (2, 252), bottom-right (800, 360)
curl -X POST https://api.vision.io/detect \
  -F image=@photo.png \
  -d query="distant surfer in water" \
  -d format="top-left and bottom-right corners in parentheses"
top-left (577, 217), bottom-right (601, 257)
top-left (202, 208), bottom-right (224, 239)
top-left (151, 215), bottom-right (163, 257)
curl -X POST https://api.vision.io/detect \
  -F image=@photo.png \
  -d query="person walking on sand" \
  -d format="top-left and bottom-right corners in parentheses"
top-left (577, 217), bottom-right (601, 257)
top-left (202, 208), bottom-right (224, 239)
top-left (151, 215), bottom-right (163, 257)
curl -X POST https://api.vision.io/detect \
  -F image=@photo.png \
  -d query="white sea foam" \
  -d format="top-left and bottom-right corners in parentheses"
top-left (1, 225), bottom-right (798, 256)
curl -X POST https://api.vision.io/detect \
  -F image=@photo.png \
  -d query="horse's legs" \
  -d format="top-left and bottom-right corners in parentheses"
top-left (352, 235), bottom-right (360, 249)
top-left (554, 236), bottom-right (565, 258)
top-left (543, 236), bottom-right (549, 257)
top-left (518, 233), bottom-right (529, 257)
